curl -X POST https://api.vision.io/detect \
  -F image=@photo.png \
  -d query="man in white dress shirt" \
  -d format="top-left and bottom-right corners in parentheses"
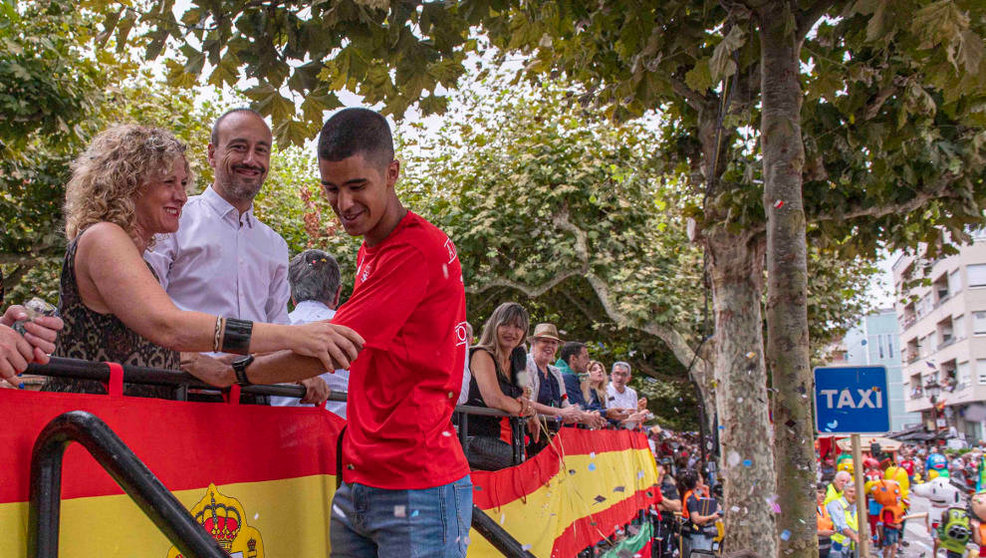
top-left (270, 249), bottom-right (348, 417)
top-left (607, 361), bottom-right (650, 428)
top-left (146, 108), bottom-right (326, 402)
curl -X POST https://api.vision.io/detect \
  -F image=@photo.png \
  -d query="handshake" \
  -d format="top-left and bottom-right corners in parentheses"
top-left (0, 300), bottom-right (64, 388)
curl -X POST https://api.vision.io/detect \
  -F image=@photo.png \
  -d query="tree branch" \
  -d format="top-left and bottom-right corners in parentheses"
top-left (810, 174), bottom-right (961, 223)
top-left (796, 0), bottom-right (837, 42)
top-left (668, 75), bottom-right (711, 113)
top-left (464, 268), bottom-right (586, 298)
top-left (552, 208), bottom-right (712, 381)
top-left (860, 84), bottom-right (898, 121)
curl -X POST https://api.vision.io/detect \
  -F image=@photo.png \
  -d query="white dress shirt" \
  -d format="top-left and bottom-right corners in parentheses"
top-left (269, 301), bottom-right (349, 418)
top-left (607, 382), bottom-right (638, 411)
top-left (144, 186), bottom-right (291, 325)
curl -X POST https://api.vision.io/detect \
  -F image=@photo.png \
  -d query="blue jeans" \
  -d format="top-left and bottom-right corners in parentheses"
top-left (330, 475), bottom-right (473, 557)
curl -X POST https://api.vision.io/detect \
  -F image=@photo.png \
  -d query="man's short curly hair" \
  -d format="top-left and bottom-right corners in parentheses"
top-left (64, 124), bottom-right (190, 244)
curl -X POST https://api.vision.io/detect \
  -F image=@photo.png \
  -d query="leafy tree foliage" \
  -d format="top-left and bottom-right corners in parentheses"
top-left (79, 0), bottom-right (986, 552)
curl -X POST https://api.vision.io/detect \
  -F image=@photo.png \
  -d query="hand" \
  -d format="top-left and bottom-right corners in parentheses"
top-left (606, 407), bottom-right (632, 421)
top-left (559, 405), bottom-right (581, 424)
top-left (180, 352), bottom-right (234, 387)
top-left (1, 306), bottom-right (62, 364)
top-left (585, 411), bottom-right (607, 429)
top-left (516, 396), bottom-right (535, 417)
top-left (290, 321), bottom-right (365, 371)
top-left (19, 316), bottom-right (62, 362)
top-left (0, 324), bottom-right (35, 387)
top-left (299, 376), bottom-right (330, 405)
top-left (620, 410), bottom-right (645, 426)
top-left (527, 416), bottom-right (541, 443)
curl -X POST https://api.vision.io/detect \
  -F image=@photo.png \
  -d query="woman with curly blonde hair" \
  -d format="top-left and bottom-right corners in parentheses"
top-left (46, 124), bottom-right (363, 398)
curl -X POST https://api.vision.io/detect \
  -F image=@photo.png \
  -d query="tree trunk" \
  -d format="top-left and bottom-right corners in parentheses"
top-left (706, 230), bottom-right (776, 556)
top-left (759, 2), bottom-right (815, 556)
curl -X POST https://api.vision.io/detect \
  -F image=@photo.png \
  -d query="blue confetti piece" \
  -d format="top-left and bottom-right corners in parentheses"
top-left (742, 459), bottom-right (752, 467)
top-left (780, 530), bottom-right (791, 541)
top-left (411, 510), bottom-right (419, 517)
top-left (588, 463), bottom-right (597, 472)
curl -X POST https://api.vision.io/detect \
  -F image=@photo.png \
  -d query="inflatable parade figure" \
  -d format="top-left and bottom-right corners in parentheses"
top-left (863, 457), bottom-right (883, 483)
top-left (836, 456), bottom-right (855, 476)
top-left (970, 491), bottom-right (986, 556)
top-left (938, 507), bottom-right (973, 558)
top-left (928, 450), bottom-right (950, 480)
top-left (869, 479), bottom-right (903, 556)
top-left (913, 476), bottom-right (964, 557)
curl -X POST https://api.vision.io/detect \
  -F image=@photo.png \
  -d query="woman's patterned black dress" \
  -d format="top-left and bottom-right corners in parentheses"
top-left (43, 233), bottom-right (179, 399)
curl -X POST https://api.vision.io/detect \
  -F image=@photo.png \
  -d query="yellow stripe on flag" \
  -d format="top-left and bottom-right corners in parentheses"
top-left (468, 447), bottom-right (658, 557)
top-left (0, 474), bottom-right (336, 558)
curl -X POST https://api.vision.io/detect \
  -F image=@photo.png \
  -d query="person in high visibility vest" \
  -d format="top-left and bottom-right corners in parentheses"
top-left (826, 483), bottom-right (859, 558)
top-left (817, 483), bottom-right (836, 558)
top-left (825, 471), bottom-right (852, 506)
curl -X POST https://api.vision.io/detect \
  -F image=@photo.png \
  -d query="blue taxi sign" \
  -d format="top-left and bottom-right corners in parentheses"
top-left (814, 366), bottom-right (890, 435)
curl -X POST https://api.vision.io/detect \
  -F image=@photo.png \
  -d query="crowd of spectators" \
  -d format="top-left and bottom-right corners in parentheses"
top-left (0, 106), bottom-right (733, 557)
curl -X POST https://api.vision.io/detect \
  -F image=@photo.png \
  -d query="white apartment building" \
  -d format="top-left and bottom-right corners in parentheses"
top-left (826, 309), bottom-right (920, 432)
top-left (894, 235), bottom-right (986, 442)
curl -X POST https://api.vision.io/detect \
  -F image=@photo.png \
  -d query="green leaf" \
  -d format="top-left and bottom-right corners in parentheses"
top-left (710, 26), bottom-right (745, 83)
top-left (685, 62), bottom-right (713, 92)
top-left (864, 0), bottom-right (890, 42)
top-left (272, 118), bottom-right (311, 147)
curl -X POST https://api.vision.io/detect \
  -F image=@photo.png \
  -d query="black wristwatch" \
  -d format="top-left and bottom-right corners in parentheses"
top-left (232, 354), bottom-right (255, 385)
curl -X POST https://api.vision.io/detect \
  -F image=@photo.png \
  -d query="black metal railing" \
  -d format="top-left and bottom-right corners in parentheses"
top-left (28, 411), bottom-right (227, 558)
top-left (23, 357), bottom-right (537, 558)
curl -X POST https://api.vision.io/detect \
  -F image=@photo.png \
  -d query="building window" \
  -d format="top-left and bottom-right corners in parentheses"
top-left (975, 311), bottom-right (986, 335)
top-left (878, 335), bottom-right (884, 359)
top-left (950, 269), bottom-right (963, 294)
top-left (978, 359), bottom-right (986, 384)
top-left (955, 314), bottom-right (966, 339)
top-left (959, 361), bottom-right (971, 388)
top-left (886, 334), bottom-right (894, 355)
top-left (969, 264), bottom-right (986, 288)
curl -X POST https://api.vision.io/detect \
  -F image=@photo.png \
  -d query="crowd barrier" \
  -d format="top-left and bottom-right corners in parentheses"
top-left (1, 358), bottom-right (661, 557)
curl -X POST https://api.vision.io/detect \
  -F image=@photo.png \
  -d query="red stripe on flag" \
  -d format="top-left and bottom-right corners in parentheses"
top-left (550, 485), bottom-right (661, 558)
top-left (0, 389), bottom-right (342, 503)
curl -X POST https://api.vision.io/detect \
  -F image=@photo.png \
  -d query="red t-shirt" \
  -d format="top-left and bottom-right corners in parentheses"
top-left (332, 211), bottom-right (470, 489)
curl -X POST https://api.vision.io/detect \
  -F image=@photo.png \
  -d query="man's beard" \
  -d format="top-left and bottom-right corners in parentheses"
top-left (217, 171), bottom-right (264, 202)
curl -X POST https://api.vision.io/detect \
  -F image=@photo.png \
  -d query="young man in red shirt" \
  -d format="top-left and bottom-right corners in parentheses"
top-left (317, 107), bottom-right (472, 557)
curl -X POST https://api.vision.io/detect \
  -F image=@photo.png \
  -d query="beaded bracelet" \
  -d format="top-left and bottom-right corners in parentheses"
top-left (212, 316), bottom-right (224, 353)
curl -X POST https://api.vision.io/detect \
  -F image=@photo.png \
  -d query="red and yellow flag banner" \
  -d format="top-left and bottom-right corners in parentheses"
top-left (0, 388), bottom-right (342, 558)
top-left (469, 428), bottom-right (661, 557)
top-left (0, 389), bottom-right (658, 557)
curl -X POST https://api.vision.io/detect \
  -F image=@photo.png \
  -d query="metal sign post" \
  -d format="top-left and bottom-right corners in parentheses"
top-left (851, 434), bottom-right (868, 558)
top-left (814, 366), bottom-right (891, 558)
